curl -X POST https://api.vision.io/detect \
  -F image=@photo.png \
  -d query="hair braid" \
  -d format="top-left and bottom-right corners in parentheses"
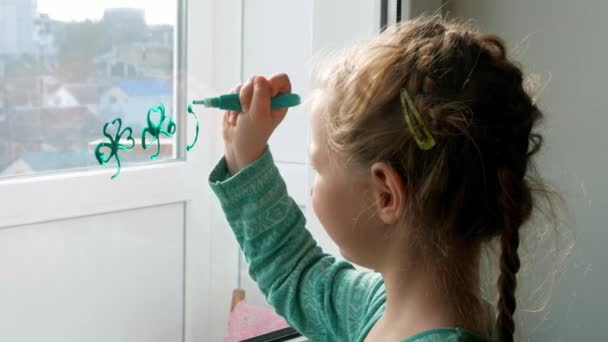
top-left (496, 166), bottom-right (533, 341)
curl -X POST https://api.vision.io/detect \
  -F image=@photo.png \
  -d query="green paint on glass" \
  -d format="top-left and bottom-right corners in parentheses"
top-left (94, 118), bottom-right (136, 180)
top-left (186, 103), bottom-right (200, 151)
top-left (141, 103), bottom-right (176, 160)
top-left (95, 92), bottom-right (294, 180)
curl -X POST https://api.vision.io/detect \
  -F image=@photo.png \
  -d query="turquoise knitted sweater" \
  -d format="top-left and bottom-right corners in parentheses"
top-left (209, 148), bottom-right (489, 342)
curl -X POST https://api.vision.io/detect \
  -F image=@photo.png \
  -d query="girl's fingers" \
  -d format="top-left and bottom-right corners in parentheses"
top-left (229, 83), bottom-right (243, 126)
top-left (240, 77), bottom-right (255, 113)
top-left (249, 76), bottom-right (272, 123)
top-left (267, 73), bottom-right (292, 125)
top-left (225, 74), bottom-right (291, 129)
top-left (230, 112), bottom-right (238, 126)
top-left (223, 111), bottom-right (230, 129)
top-left (268, 73), bottom-right (292, 97)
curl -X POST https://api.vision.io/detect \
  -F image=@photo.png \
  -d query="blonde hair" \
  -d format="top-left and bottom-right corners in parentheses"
top-left (313, 15), bottom-right (547, 341)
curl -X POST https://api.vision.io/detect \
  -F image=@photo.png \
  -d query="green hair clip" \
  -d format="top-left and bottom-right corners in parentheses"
top-left (400, 88), bottom-right (436, 150)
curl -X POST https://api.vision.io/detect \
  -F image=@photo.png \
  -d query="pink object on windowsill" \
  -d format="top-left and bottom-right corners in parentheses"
top-left (225, 301), bottom-right (289, 342)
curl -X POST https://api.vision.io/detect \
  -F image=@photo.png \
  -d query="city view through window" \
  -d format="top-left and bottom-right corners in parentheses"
top-left (0, 0), bottom-right (178, 177)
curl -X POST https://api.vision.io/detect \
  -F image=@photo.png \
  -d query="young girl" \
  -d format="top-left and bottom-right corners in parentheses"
top-left (209, 16), bottom-right (545, 342)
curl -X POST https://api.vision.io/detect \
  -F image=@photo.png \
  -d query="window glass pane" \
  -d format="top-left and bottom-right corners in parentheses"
top-left (0, 0), bottom-right (179, 178)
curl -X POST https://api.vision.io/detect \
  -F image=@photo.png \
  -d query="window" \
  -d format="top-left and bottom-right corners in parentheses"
top-left (0, 1), bottom-right (236, 341)
top-left (0, 0), bottom-right (182, 178)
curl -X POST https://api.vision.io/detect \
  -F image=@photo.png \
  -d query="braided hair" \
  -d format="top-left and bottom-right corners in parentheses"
top-left (316, 15), bottom-right (544, 341)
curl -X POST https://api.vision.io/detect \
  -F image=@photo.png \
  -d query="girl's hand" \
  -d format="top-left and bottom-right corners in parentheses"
top-left (223, 74), bottom-right (292, 175)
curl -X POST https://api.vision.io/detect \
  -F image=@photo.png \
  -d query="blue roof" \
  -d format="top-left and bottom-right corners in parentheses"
top-left (116, 79), bottom-right (173, 97)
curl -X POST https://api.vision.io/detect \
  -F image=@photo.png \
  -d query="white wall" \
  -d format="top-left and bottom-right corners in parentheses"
top-left (447, 1), bottom-right (607, 340)
top-left (0, 204), bottom-right (184, 342)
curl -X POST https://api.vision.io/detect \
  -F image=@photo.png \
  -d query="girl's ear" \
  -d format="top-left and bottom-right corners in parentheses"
top-left (370, 162), bottom-right (406, 225)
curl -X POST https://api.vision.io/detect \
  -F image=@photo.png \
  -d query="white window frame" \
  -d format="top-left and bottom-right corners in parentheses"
top-left (0, 0), bottom-right (242, 340)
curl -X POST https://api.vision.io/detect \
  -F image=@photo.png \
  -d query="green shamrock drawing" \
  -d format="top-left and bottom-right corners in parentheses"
top-left (94, 118), bottom-right (136, 180)
top-left (142, 103), bottom-right (176, 160)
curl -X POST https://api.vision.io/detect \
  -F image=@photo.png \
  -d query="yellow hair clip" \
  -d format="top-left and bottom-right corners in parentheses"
top-left (400, 88), bottom-right (436, 150)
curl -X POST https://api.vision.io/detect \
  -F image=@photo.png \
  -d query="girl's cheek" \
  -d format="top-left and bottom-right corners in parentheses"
top-left (311, 178), bottom-right (321, 218)
top-left (311, 176), bottom-right (329, 226)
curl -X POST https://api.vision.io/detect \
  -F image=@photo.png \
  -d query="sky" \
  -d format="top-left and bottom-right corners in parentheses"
top-left (37, 0), bottom-right (176, 25)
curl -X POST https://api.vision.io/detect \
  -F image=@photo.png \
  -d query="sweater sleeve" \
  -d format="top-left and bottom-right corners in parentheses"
top-left (209, 148), bottom-right (386, 342)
